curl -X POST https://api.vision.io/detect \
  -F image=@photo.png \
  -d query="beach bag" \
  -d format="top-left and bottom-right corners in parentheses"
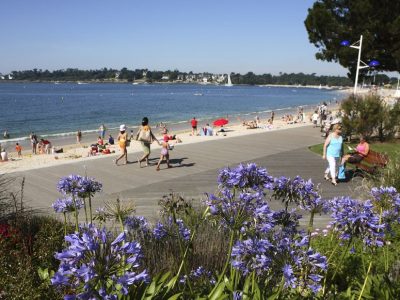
top-left (138, 129), bottom-right (151, 142)
top-left (338, 165), bottom-right (346, 180)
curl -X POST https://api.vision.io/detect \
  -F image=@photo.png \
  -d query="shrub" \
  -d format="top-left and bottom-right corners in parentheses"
top-left (341, 94), bottom-right (400, 141)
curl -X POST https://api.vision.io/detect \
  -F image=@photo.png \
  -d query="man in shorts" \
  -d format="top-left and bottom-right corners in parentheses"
top-left (191, 117), bottom-right (198, 136)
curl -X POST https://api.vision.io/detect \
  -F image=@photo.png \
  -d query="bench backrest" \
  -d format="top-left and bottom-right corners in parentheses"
top-left (363, 150), bottom-right (389, 167)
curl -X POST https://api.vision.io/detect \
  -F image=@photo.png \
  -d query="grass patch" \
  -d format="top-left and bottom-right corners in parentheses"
top-left (309, 139), bottom-right (400, 158)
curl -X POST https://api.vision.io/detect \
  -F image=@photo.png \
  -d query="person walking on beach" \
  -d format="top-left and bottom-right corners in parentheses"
top-left (115, 124), bottom-right (128, 165)
top-left (76, 130), bottom-right (82, 144)
top-left (99, 124), bottom-right (106, 139)
top-left (15, 143), bottom-right (22, 158)
top-left (30, 132), bottom-right (38, 154)
top-left (190, 117), bottom-right (198, 136)
top-left (136, 117), bottom-right (159, 167)
top-left (270, 111), bottom-right (275, 124)
top-left (322, 124), bottom-right (343, 186)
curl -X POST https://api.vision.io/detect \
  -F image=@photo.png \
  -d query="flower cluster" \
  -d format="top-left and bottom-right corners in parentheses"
top-left (271, 176), bottom-right (324, 213)
top-left (52, 197), bottom-right (84, 213)
top-left (51, 224), bottom-right (149, 299)
top-left (370, 186), bottom-right (400, 229)
top-left (124, 216), bottom-right (150, 234)
top-left (329, 197), bottom-right (385, 247)
top-left (206, 165), bottom-right (275, 231)
top-left (231, 233), bottom-right (327, 293)
top-left (152, 222), bottom-right (167, 240)
top-left (218, 163), bottom-right (274, 191)
top-left (180, 266), bottom-right (216, 285)
top-left (57, 174), bottom-right (102, 196)
top-left (152, 217), bottom-right (191, 241)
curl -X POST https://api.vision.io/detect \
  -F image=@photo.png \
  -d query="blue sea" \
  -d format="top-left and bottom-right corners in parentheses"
top-left (0, 82), bottom-right (342, 143)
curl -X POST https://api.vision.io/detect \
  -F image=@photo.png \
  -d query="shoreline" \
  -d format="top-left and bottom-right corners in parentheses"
top-left (0, 102), bottom-right (340, 175)
top-left (0, 101), bottom-right (338, 148)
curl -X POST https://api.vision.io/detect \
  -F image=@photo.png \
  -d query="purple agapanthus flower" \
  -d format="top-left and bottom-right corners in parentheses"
top-left (218, 163), bottom-right (274, 192)
top-left (78, 176), bottom-right (102, 198)
top-left (124, 216), bottom-right (150, 233)
top-left (180, 266), bottom-right (216, 285)
top-left (329, 197), bottom-right (385, 247)
top-left (271, 176), bottom-right (323, 213)
top-left (52, 197), bottom-right (84, 213)
top-left (57, 174), bottom-right (84, 195)
top-left (231, 233), bottom-right (326, 294)
top-left (282, 264), bottom-right (296, 288)
top-left (51, 224), bottom-right (149, 298)
top-left (176, 219), bottom-right (191, 241)
top-left (152, 222), bottom-right (167, 240)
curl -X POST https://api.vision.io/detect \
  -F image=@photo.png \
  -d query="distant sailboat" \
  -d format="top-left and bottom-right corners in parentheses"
top-left (225, 74), bottom-right (233, 87)
top-left (318, 84), bottom-right (322, 89)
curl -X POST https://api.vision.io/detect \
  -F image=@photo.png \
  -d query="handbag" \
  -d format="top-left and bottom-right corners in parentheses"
top-left (338, 165), bottom-right (346, 180)
top-left (138, 129), bottom-right (151, 142)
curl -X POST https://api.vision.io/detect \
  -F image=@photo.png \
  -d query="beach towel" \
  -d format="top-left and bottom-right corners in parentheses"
top-left (338, 165), bottom-right (346, 180)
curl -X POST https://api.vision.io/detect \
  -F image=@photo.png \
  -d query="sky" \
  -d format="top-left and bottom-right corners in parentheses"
top-left (0, 0), bottom-right (349, 76)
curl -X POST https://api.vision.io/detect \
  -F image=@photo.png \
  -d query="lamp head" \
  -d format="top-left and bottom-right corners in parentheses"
top-left (369, 60), bottom-right (380, 67)
top-left (340, 40), bottom-right (350, 46)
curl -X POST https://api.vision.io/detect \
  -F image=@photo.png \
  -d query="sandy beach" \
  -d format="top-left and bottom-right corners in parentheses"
top-left (1, 117), bottom-right (317, 174)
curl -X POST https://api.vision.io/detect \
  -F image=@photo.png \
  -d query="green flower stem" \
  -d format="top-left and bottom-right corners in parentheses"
top-left (63, 212), bottom-right (67, 237)
top-left (83, 198), bottom-right (88, 223)
top-left (72, 196), bottom-right (79, 232)
top-left (118, 214), bottom-right (124, 232)
top-left (358, 261), bottom-right (372, 300)
top-left (173, 211), bottom-right (193, 294)
top-left (208, 228), bottom-right (235, 297)
top-left (322, 239), bottom-right (351, 295)
top-left (169, 208), bottom-right (211, 293)
top-left (307, 210), bottom-right (315, 248)
top-left (331, 240), bottom-right (352, 281)
top-left (384, 244), bottom-right (389, 272)
top-left (89, 195), bottom-right (93, 223)
top-left (251, 271), bottom-right (256, 295)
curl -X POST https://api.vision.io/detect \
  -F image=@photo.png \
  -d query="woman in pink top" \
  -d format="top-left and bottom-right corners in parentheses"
top-left (341, 135), bottom-right (369, 165)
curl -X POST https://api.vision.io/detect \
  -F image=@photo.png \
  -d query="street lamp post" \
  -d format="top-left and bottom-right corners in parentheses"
top-left (349, 35), bottom-right (370, 94)
top-left (341, 35), bottom-right (378, 94)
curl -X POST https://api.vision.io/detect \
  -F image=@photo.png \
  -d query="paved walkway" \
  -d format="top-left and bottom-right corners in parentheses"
top-left (11, 126), bottom-right (359, 226)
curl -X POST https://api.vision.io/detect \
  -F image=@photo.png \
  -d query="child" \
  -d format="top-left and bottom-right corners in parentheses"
top-left (15, 143), bottom-right (22, 158)
top-left (156, 141), bottom-right (171, 171)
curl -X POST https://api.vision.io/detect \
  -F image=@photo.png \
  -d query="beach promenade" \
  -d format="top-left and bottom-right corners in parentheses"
top-left (10, 125), bottom-right (358, 226)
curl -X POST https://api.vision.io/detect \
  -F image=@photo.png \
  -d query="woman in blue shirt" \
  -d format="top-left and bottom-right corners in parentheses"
top-left (322, 124), bottom-right (343, 186)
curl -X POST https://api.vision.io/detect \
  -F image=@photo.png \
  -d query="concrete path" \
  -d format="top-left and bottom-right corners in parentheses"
top-left (10, 126), bottom-right (360, 225)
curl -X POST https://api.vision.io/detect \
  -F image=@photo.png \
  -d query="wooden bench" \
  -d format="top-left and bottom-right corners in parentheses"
top-left (349, 150), bottom-right (389, 174)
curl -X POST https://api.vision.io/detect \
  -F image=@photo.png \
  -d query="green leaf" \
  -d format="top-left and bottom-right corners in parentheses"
top-left (37, 267), bottom-right (49, 281)
top-left (209, 281), bottom-right (227, 300)
top-left (168, 293), bottom-right (183, 300)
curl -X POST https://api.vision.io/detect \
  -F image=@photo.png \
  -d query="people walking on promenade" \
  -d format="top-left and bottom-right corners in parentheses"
top-left (115, 124), bottom-right (128, 165)
top-left (136, 117), bottom-right (159, 167)
top-left (156, 140), bottom-right (171, 171)
top-left (322, 124), bottom-right (343, 186)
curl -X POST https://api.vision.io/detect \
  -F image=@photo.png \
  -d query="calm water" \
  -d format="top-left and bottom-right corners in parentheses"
top-left (0, 82), bottom-right (341, 143)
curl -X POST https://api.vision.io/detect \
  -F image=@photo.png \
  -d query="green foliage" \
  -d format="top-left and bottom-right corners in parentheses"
top-left (305, 0), bottom-right (400, 80)
top-left (6, 67), bottom-right (353, 86)
top-left (341, 94), bottom-right (400, 141)
top-left (364, 151), bottom-right (400, 192)
top-left (0, 215), bottom-right (64, 299)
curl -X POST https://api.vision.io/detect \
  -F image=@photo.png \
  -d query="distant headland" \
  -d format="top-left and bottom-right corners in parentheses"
top-left (0, 68), bottom-right (358, 87)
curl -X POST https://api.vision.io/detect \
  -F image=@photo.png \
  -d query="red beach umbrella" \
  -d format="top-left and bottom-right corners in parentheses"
top-left (213, 118), bottom-right (229, 127)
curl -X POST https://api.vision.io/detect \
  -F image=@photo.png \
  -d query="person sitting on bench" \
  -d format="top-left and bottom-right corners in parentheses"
top-left (341, 135), bottom-right (369, 165)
